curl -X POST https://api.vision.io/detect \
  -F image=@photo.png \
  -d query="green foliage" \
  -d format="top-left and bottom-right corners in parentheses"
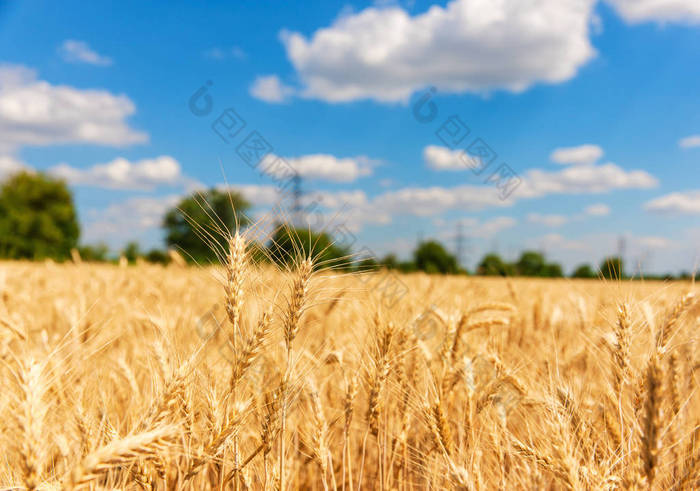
top-left (398, 261), bottom-right (417, 273)
top-left (78, 243), bottom-right (110, 262)
top-left (572, 263), bottom-right (596, 278)
top-left (145, 248), bottom-right (170, 264)
top-left (163, 188), bottom-right (251, 264)
top-left (380, 254), bottom-right (399, 270)
top-left (515, 251), bottom-right (546, 276)
top-left (0, 172), bottom-right (80, 260)
top-left (413, 240), bottom-right (458, 274)
top-left (356, 256), bottom-right (379, 272)
top-left (268, 226), bottom-right (350, 269)
top-left (600, 256), bottom-right (625, 279)
top-left (122, 241), bottom-right (141, 264)
top-left (513, 251), bottom-right (562, 277)
top-left (477, 253), bottom-right (511, 276)
top-left (541, 262), bottom-right (564, 278)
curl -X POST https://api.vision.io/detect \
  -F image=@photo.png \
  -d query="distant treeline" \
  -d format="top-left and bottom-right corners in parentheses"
top-left (0, 171), bottom-right (693, 280)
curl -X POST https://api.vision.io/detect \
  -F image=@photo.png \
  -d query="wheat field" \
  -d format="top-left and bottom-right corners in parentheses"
top-left (0, 240), bottom-right (698, 490)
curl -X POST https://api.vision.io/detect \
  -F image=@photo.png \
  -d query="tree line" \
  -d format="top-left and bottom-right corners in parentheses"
top-left (0, 171), bottom-right (693, 280)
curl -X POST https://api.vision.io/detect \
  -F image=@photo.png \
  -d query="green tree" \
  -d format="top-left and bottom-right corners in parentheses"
top-left (542, 262), bottom-right (564, 278)
top-left (0, 172), bottom-right (79, 260)
top-left (163, 189), bottom-right (251, 263)
top-left (515, 251), bottom-right (546, 276)
top-left (572, 264), bottom-right (596, 278)
top-left (356, 256), bottom-right (379, 272)
top-left (477, 253), bottom-right (511, 276)
top-left (380, 254), bottom-right (399, 270)
top-left (268, 226), bottom-right (349, 269)
top-left (145, 248), bottom-right (170, 264)
top-left (600, 256), bottom-right (625, 279)
top-left (413, 240), bottom-right (458, 274)
top-left (122, 241), bottom-right (141, 264)
top-left (398, 261), bottom-right (417, 273)
top-left (78, 243), bottom-right (109, 262)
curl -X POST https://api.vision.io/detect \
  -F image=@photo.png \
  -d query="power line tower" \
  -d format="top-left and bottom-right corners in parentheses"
top-left (455, 221), bottom-right (465, 267)
top-left (617, 236), bottom-right (627, 260)
top-left (291, 172), bottom-right (303, 226)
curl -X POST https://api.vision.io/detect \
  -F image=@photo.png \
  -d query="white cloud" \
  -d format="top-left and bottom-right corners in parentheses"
top-left (261, 153), bottom-right (373, 182)
top-left (83, 195), bottom-right (180, 243)
top-left (372, 185), bottom-right (511, 216)
top-left (535, 233), bottom-right (588, 251)
top-left (311, 189), bottom-right (369, 209)
top-left (550, 144), bottom-right (603, 165)
top-left (231, 184), bottom-right (281, 207)
top-left (584, 203), bottom-right (611, 216)
top-left (637, 236), bottom-right (672, 249)
top-left (604, 0), bottom-right (700, 24)
top-left (469, 216), bottom-right (517, 238)
top-left (0, 154), bottom-right (27, 179)
top-left (679, 134), bottom-right (700, 149)
top-left (527, 213), bottom-right (568, 227)
top-left (276, 0), bottom-right (596, 103)
top-left (424, 145), bottom-right (469, 171)
top-left (516, 162), bottom-right (658, 197)
top-left (250, 75), bottom-right (295, 103)
top-left (425, 146), bottom-right (655, 199)
top-left (49, 156), bottom-right (191, 190)
top-left (0, 64), bottom-right (147, 151)
top-left (645, 190), bottom-right (700, 214)
top-left (58, 40), bottom-right (113, 66)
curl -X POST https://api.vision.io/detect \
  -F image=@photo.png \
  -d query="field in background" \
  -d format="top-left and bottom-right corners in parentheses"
top-left (0, 261), bottom-right (698, 489)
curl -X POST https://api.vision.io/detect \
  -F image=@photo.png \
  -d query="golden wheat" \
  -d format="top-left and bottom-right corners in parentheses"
top-left (0, 259), bottom-right (697, 490)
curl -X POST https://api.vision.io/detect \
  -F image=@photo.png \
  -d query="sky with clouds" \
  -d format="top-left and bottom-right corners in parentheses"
top-left (0, 0), bottom-right (699, 274)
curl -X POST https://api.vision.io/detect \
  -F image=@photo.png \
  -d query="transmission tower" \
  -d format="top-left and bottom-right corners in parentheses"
top-left (617, 236), bottom-right (627, 260)
top-left (456, 221), bottom-right (465, 267)
top-left (291, 172), bottom-right (303, 226)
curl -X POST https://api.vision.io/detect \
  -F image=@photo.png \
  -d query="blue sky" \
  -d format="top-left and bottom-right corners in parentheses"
top-left (1, 0), bottom-right (699, 273)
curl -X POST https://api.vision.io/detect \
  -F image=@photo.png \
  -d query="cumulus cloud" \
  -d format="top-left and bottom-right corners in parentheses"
top-left (637, 236), bottom-right (672, 249)
top-left (604, 0), bottom-right (700, 24)
top-left (83, 195), bottom-right (180, 243)
top-left (517, 163), bottom-right (658, 197)
top-left (679, 134), bottom-right (700, 149)
top-left (423, 145), bottom-right (469, 171)
top-left (0, 64), bottom-right (147, 151)
top-left (59, 40), bottom-right (113, 66)
top-left (261, 153), bottom-right (374, 182)
top-left (250, 75), bottom-right (295, 103)
top-left (0, 154), bottom-right (27, 179)
top-left (424, 146), bottom-right (654, 199)
top-left (275, 0), bottom-right (596, 103)
top-left (373, 185), bottom-right (511, 216)
top-left (527, 213), bottom-right (568, 227)
top-left (466, 216), bottom-right (517, 238)
top-left (584, 203), bottom-right (611, 216)
top-left (535, 233), bottom-right (588, 251)
top-left (49, 156), bottom-right (192, 190)
top-left (230, 184), bottom-right (281, 207)
top-left (550, 144), bottom-right (603, 165)
top-left (645, 190), bottom-right (700, 214)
